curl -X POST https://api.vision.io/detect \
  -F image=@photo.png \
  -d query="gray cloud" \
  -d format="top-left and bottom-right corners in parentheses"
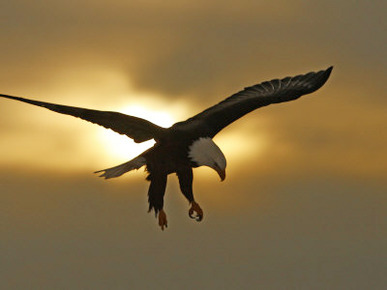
top-left (2, 1), bottom-right (384, 100)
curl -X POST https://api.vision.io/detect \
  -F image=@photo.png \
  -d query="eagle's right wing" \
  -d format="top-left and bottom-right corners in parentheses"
top-left (0, 94), bottom-right (166, 143)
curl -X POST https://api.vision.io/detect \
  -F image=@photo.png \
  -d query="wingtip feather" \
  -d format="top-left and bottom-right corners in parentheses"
top-left (304, 66), bottom-right (333, 94)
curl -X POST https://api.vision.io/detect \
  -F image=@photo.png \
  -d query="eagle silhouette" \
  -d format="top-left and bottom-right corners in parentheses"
top-left (0, 66), bottom-right (333, 230)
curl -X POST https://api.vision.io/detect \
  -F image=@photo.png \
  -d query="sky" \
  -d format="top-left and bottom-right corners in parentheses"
top-left (0, 1), bottom-right (386, 289)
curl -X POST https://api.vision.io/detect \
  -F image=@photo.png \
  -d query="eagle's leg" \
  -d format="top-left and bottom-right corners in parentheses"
top-left (158, 209), bottom-right (168, 230)
top-left (177, 167), bottom-right (203, 222)
top-left (147, 172), bottom-right (168, 230)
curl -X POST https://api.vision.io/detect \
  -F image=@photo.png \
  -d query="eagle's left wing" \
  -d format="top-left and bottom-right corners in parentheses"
top-left (174, 66), bottom-right (333, 138)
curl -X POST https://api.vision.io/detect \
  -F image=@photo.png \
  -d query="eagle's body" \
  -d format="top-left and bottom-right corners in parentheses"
top-left (0, 66), bottom-right (333, 230)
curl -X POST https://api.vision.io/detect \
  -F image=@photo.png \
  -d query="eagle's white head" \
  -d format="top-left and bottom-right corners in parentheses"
top-left (188, 137), bottom-right (227, 181)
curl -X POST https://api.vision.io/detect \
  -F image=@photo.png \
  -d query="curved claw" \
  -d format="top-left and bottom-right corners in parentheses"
top-left (189, 209), bottom-right (202, 221)
top-left (158, 209), bottom-right (168, 230)
top-left (188, 201), bottom-right (203, 222)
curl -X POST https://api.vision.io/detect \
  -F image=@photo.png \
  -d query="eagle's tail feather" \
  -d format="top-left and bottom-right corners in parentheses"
top-left (94, 156), bottom-right (146, 179)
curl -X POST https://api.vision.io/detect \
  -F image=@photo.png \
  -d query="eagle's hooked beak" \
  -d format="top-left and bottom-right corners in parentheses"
top-left (214, 165), bottom-right (226, 182)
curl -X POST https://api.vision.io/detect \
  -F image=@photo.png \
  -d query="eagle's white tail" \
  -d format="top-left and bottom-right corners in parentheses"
top-left (94, 156), bottom-right (146, 179)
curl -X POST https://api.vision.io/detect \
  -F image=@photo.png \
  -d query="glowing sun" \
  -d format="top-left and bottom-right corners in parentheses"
top-left (99, 103), bottom-right (176, 162)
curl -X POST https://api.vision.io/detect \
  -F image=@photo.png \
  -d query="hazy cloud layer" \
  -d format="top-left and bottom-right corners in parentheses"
top-left (1, 1), bottom-right (386, 181)
top-left (1, 0), bottom-right (385, 98)
top-left (1, 170), bottom-right (386, 289)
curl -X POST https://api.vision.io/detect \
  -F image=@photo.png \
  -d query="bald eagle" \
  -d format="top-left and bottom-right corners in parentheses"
top-left (0, 67), bottom-right (332, 230)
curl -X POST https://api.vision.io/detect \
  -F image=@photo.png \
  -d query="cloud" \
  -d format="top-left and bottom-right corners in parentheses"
top-left (1, 0), bottom-right (386, 182)
top-left (0, 1), bottom-right (361, 97)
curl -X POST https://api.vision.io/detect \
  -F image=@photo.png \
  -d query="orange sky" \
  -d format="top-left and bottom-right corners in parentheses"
top-left (0, 1), bottom-right (386, 289)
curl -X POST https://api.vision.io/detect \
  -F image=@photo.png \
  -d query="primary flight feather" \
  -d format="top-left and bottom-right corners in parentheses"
top-left (0, 66), bottom-right (333, 230)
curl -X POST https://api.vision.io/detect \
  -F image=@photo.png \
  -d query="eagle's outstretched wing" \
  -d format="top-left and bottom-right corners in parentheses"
top-left (174, 66), bottom-right (333, 138)
top-left (0, 94), bottom-right (166, 143)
